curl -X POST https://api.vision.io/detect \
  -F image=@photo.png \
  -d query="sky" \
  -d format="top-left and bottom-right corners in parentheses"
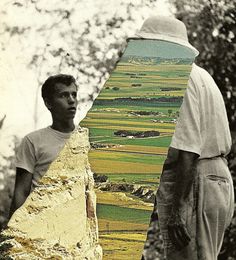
top-left (123, 40), bottom-right (196, 59)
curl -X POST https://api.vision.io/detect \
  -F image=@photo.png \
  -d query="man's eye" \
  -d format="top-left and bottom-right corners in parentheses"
top-left (60, 93), bottom-right (67, 98)
top-left (72, 92), bottom-right (77, 98)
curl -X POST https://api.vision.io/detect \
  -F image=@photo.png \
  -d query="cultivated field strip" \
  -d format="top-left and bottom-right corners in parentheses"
top-left (81, 55), bottom-right (193, 259)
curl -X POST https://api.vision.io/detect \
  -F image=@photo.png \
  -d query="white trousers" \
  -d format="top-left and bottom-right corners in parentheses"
top-left (156, 157), bottom-right (234, 260)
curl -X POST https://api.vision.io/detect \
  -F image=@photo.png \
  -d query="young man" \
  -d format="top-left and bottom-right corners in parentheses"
top-left (9, 74), bottom-right (78, 217)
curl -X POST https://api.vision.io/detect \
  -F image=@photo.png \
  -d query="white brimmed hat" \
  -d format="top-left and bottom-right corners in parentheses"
top-left (128, 16), bottom-right (199, 57)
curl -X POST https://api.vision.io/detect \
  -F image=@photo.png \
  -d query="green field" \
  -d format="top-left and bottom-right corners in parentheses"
top-left (103, 173), bottom-right (160, 186)
top-left (80, 57), bottom-right (193, 259)
top-left (97, 203), bottom-right (151, 224)
top-left (95, 135), bottom-right (171, 147)
top-left (89, 151), bottom-right (166, 165)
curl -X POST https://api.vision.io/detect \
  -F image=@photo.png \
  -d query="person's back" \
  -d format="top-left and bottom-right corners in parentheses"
top-left (158, 64), bottom-right (234, 260)
top-left (171, 63), bottom-right (232, 159)
top-left (137, 16), bottom-right (234, 260)
top-left (193, 64), bottom-right (231, 157)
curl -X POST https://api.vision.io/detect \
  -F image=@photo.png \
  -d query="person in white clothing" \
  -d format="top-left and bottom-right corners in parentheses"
top-left (156, 64), bottom-right (234, 260)
top-left (9, 74), bottom-right (78, 217)
top-left (139, 16), bottom-right (234, 260)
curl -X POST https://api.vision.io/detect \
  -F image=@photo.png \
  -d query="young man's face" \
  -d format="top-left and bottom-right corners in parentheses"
top-left (48, 82), bottom-right (78, 121)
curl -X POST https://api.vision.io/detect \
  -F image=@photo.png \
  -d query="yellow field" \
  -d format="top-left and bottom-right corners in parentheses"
top-left (113, 64), bottom-right (191, 72)
top-left (84, 118), bottom-right (174, 128)
top-left (107, 78), bottom-right (189, 84)
top-left (86, 124), bottom-right (175, 133)
top-left (88, 112), bottom-right (128, 118)
top-left (96, 190), bottom-right (153, 211)
top-left (98, 219), bottom-right (149, 232)
top-left (89, 159), bottom-right (163, 174)
top-left (84, 62), bottom-right (191, 259)
top-left (108, 144), bottom-right (168, 154)
top-left (100, 232), bottom-right (146, 260)
top-left (105, 81), bottom-right (187, 88)
top-left (97, 92), bottom-right (185, 99)
top-left (101, 233), bottom-right (146, 241)
top-left (109, 74), bottom-right (163, 79)
top-left (89, 150), bottom-right (163, 160)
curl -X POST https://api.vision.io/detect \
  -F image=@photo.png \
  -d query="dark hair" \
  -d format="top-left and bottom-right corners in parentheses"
top-left (41, 74), bottom-right (77, 100)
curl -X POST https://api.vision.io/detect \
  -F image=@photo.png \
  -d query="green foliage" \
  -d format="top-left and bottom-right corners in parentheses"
top-left (171, 0), bottom-right (236, 131)
top-left (0, 135), bottom-right (18, 229)
top-left (0, 0), bottom-right (158, 98)
top-left (168, 109), bottom-right (173, 116)
top-left (114, 130), bottom-right (160, 138)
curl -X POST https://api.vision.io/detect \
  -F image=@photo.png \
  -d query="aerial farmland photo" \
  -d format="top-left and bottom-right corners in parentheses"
top-left (81, 40), bottom-right (195, 259)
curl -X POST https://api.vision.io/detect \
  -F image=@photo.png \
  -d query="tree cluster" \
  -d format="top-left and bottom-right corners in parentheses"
top-left (114, 130), bottom-right (160, 138)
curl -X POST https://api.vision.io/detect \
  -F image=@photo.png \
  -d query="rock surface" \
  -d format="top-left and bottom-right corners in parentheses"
top-left (0, 127), bottom-right (102, 259)
top-left (97, 182), bottom-right (156, 203)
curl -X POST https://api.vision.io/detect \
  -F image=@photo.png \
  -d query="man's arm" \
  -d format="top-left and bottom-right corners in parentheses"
top-left (9, 168), bottom-right (32, 219)
top-left (167, 150), bottom-right (198, 250)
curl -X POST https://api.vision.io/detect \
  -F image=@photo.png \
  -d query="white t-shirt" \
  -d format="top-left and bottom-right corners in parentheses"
top-left (15, 126), bottom-right (72, 187)
top-left (170, 64), bottom-right (231, 158)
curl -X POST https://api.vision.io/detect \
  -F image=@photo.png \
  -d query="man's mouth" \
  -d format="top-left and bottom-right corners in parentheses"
top-left (68, 107), bottom-right (76, 112)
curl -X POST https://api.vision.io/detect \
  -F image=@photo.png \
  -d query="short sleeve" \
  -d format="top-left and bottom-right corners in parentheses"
top-left (170, 76), bottom-right (201, 156)
top-left (15, 136), bottom-right (36, 173)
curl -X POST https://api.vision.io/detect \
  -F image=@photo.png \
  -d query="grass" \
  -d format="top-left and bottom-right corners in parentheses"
top-left (93, 99), bottom-right (182, 108)
top-left (105, 173), bottom-right (160, 185)
top-left (97, 203), bottom-right (151, 224)
top-left (88, 125), bottom-right (175, 134)
top-left (89, 150), bottom-right (166, 165)
top-left (107, 144), bottom-right (168, 154)
top-left (87, 112), bottom-right (177, 121)
top-left (89, 159), bottom-right (164, 174)
top-left (84, 118), bottom-right (175, 127)
top-left (97, 135), bottom-right (172, 147)
top-left (99, 232), bottom-right (146, 260)
top-left (98, 219), bottom-right (148, 232)
top-left (96, 191), bottom-right (153, 211)
top-left (89, 61), bottom-right (192, 259)
top-left (86, 105), bottom-right (181, 113)
top-left (86, 123), bottom-right (175, 132)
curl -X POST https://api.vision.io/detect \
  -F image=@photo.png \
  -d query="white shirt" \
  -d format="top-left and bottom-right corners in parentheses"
top-left (170, 64), bottom-right (231, 158)
top-left (15, 126), bottom-right (72, 187)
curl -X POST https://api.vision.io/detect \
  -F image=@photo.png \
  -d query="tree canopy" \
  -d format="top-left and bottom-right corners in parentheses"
top-left (0, 0), bottom-right (163, 129)
top-left (171, 0), bottom-right (236, 131)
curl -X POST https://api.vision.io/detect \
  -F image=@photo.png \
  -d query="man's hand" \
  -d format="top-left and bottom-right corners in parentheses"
top-left (167, 208), bottom-right (191, 250)
top-left (166, 149), bottom-right (198, 250)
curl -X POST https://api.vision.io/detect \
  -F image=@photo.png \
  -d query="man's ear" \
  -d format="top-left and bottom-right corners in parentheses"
top-left (44, 98), bottom-right (52, 111)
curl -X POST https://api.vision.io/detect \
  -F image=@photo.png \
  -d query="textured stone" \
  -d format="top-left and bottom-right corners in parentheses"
top-left (0, 127), bottom-right (102, 259)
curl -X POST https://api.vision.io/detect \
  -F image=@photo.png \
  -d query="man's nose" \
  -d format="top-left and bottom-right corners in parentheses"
top-left (68, 94), bottom-right (76, 104)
